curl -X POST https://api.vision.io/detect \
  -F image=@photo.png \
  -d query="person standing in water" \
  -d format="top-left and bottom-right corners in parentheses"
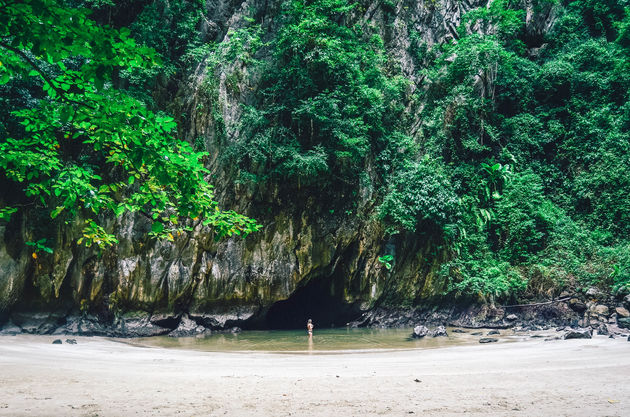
top-left (307, 319), bottom-right (314, 337)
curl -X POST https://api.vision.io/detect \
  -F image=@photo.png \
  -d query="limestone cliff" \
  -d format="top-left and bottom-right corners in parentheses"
top-left (0, 0), bottom-right (558, 335)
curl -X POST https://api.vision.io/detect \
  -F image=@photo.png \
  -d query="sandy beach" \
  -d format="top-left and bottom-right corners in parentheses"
top-left (0, 335), bottom-right (628, 416)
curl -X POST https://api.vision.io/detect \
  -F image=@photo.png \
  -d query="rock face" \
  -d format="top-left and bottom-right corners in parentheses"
top-left (0, 0), bottom-right (563, 335)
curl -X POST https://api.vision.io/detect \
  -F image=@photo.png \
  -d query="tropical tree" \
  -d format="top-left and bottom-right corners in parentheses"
top-left (0, 0), bottom-right (259, 251)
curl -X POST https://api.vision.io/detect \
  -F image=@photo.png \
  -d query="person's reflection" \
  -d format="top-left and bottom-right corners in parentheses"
top-left (308, 333), bottom-right (314, 353)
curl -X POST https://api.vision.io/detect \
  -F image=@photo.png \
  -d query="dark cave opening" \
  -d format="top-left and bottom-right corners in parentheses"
top-left (265, 274), bottom-right (362, 330)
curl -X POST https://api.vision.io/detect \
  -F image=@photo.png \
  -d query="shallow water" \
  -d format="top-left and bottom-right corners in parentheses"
top-left (133, 327), bottom-right (521, 353)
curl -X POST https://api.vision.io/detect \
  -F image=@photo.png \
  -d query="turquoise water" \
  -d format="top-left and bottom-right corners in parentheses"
top-left (133, 327), bottom-right (513, 353)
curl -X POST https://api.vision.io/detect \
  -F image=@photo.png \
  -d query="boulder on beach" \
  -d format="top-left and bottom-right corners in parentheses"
top-left (479, 338), bottom-right (498, 344)
top-left (608, 313), bottom-right (618, 324)
top-left (429, 326), bottom-right (448, 337)
top-left (168, 315), bottom-right (209, 338)
top-left (592, 304), bottom-right (609, 317)
top-left (563, 328), bottom-right (592, 339)
top-left (412, 325), bottom-right (428, 338)
top-left (595, 324), bottom-right (608, 336)
top-left (0, 321), bottom-right (22, 336)
top-left (618, 317), bottom-right (630, 329)
top-left (568, 299), bottom-right (587, 313)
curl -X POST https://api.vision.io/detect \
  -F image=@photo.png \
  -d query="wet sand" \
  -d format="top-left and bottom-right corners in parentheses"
top-left (0, 334), bottom-right (628, 416)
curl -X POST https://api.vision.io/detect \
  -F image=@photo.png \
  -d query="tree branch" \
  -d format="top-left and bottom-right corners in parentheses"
top-left (0, 41), bottom-right (96, 110)
top-left (501, 297), bottom-right (571, 309)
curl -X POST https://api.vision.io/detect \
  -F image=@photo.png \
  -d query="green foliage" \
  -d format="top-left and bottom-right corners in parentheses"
top-left (105, 0), bottom-right (210, 103)
top-left (0, 0), bottom-right (259, 250)
top-left (492, 172), bottom-right (556, 261)
top-left (610, 256), bottom-right (630, 293)
top-left (77, 220), bottom-right (118, 247)
top-left (378, 156), bottom-right (460, 235)
top-left (0, 206), bottom-right (18, 221)
top-left (229, 0), bottom-right (409, 189)
top-left (441, 232), bottom-right (527, 300)
top-left (377, 254), bottom-right (394, 270)
top-left (25, 238), bottom-right (53, 254)
top-left (420, 0), bottom-right (630, 299)
top-left (459, 0), bottom-right (526, 49)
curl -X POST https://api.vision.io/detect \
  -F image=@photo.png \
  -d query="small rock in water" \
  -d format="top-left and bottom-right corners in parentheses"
top-left (471, 332), bottom-right (483, 336)
top-left (230, 326), bottom-right (242, 334)
top-left (429, 325), bottom-right (448, 337)
top-left (563, 328), bottom-right (592, 340)
top-left (487, 330), bottom-right (500, 335)
top-left (479, 338), bottom-right (498, 344)
top-left (451, 329), bottom-right (466, 333)
top-left (65, 339), bottom-right (77, 344)
top-left (412, 325), bottom-right (429, 338)
top-left (52, 339), bottom-right (62, 344)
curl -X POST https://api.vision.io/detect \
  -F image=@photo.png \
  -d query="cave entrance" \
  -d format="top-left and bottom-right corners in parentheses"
top-left (265, 274), bottom-right (361, 330)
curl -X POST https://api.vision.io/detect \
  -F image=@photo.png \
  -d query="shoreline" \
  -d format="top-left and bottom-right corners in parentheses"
top-left (1, 334), bottom-right (629, 416)
top-left (3, 289), bottom-right (629, 339)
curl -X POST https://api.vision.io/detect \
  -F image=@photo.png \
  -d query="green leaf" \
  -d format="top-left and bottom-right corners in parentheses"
top-left (60, 106), bottom-right (73, 123)
top-left (151, 222), bottom-right (164, 234)
top-left (50, 206), bottom-right (64, 219)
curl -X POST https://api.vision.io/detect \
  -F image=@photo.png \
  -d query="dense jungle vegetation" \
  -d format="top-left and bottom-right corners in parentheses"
top-left (1, 0), bottom-right (629, 302)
